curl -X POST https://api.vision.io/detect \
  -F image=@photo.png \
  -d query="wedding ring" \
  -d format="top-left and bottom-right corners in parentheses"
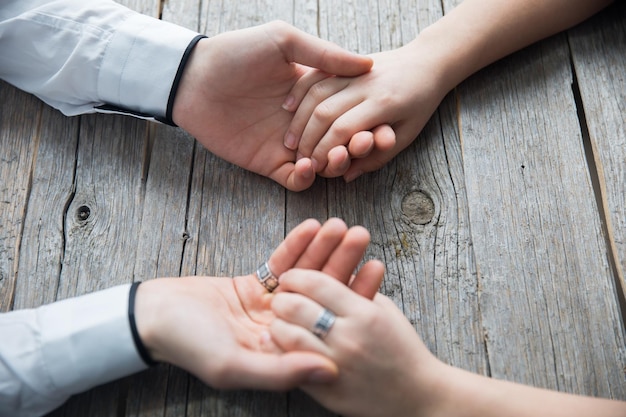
top-left (311, 308), bottom-right (336, 339)
top-left (255, 261), bottom-right (279, 292)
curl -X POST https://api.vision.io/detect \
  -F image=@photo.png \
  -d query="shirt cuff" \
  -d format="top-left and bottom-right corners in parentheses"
top-left (37, 284), bottom-right (148, 395)
top-left (97, 12), bottom-right (199, 120)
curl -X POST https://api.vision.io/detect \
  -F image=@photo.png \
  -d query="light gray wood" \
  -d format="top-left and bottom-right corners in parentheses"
top-left (569, 2), bottom-right (626, 305)
top-left (0, 83), bottom-right (40, 312)
top-left (125, 125), bottom-right (196, 417)
top-left (457, 30), bottom-right (626, 397)
top-left (51, 114), bottom-right (150, 416)
top-left (13, 106), bottom-right (78, 310)
top-left (3, 1), bottom-right (626, 416)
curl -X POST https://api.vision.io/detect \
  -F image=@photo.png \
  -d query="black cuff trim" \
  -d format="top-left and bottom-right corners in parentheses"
top-left (158, 34), bottom-right (208, 127)
top-left (128, 281), bottom-right (158, 366)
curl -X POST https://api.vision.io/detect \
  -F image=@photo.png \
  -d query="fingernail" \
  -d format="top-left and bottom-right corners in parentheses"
top-left (284, 132), bottom-right (297, 150)
top-left (282, 95), bottom-right (295, 111)
top-left (344, 170), bottom-right (363, 183)
top-left (307, 369), bottom-right (336, 384)
top-left (311, 158), bottom-right (319, 172)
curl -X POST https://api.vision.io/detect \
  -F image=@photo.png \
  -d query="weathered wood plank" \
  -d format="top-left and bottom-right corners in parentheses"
top-left (457, 30), bottom-right (626, 397)
top-left (0, 82), bottom-right (40, 312)
top-left (13, 106), bottom-right (79, 310)
top-left (569, 2), bottom-right (626, 305)
top-left (49, 114), bottom-right (150, 416)
top-left (125, 125), bottom-right (195, 417)
top-left (1, 1), bottom-right (622, 416)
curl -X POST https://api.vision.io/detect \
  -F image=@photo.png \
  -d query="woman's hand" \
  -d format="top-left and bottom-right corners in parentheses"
top-left (270, 269), bottom-right (626, 417)
top-left (269, 268), bottom-right (449, 417)
top-left (133, 218), bottom-right (376, 390)
top-left (282, 38), bottom-right (454, 182)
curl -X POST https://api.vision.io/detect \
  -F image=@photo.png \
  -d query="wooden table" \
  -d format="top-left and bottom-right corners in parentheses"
top-left (1, 1), bottom-right (625, 415)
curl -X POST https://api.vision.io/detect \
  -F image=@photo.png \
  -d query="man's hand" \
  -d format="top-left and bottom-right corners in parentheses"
top-left (172, 21), bottom-right (373, 191)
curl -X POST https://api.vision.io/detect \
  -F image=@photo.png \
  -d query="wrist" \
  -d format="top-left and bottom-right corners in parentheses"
top-left (171, 37), bottom-right (212, 128)
top-left (407, 22), bottom-right (482, 94)
top-left (132, 279), bottom-right (168, 364)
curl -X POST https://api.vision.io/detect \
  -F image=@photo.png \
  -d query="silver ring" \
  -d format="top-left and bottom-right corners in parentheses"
top-left (255, 262), bottom-right (279, 292)
top-left (312, 308), bottom-right (336, 339)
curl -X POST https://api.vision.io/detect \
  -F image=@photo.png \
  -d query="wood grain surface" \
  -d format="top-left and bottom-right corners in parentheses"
top-left (0, 1), bottom-right (624, 416)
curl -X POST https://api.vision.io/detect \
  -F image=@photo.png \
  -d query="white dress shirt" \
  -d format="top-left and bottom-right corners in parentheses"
top-left (0, 1), bottom-right (201, 415)
top-left (0, 285), bottom-right (148, 417)
top-left (0, 0), bottom-right (199, 120)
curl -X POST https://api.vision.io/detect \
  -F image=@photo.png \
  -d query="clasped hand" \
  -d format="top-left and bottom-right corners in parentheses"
top-left (171, 21), bottom-right (379, 191)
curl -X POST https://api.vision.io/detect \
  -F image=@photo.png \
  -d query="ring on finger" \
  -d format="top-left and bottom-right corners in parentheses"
top-left (311, 308), bottom-right (336, 339)
top-left (255, 261), bottom-right (279, 293)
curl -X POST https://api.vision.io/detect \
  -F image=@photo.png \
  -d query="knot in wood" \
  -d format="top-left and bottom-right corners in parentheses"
top-left (76, 205), bottom-right (91, 221)
top-left (401, 191), bottom-right (434, 225)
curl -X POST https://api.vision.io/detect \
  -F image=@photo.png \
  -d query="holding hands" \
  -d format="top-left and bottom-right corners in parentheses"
top-left (171, 21), bottom-right (376, 191)
top-left (133, 218), bottom-right (381, 390)
top-left (282, 39), bottom-right (451, 182)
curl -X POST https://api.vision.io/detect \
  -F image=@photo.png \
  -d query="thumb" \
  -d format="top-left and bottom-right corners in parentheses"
top-left (268, 21), bottom-right (373, 76)
top-left (270, 158), bottom-right (316, 191)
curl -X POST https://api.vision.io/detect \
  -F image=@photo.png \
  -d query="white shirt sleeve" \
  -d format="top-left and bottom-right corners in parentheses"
top-left (0, 284), bottom-right (149, 417)
top-left (0, 0), bottom-right (200, 120)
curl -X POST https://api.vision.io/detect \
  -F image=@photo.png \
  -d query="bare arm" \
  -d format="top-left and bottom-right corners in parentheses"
top-left (270, 270), bottom-right (626, 417)
top-left (421, 0), bottom-right (613, 92)
top-left (286, 0), bottom-right (613, 181)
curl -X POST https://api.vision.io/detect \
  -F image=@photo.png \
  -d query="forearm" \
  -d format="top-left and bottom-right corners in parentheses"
top-left (0, 284), bottom-right (148, 417)
top-left (0, 0), bottom-right (198, 121)
top-left (415, 0), bottom-right (613, 91)
top-left (435, 365), bottom-right (626, 417)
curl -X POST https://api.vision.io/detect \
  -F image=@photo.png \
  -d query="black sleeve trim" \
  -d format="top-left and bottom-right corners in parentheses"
top-left (128, 281), bottom-right (158, 366)
top-left (157, 34), bottom-right (208, 127)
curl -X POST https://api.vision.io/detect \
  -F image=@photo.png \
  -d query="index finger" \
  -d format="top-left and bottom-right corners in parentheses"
top-left (277, 269), bottom-right (371, 316)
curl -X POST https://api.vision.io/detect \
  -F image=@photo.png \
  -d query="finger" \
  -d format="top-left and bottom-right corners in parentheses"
top-left (320, 225), bottom-right (370, 285)
top-left (322, 146), bottom-right (351, 178)
top-left (309, 101), bottom-right (391, 169)
top-left (278, 269), bottom-right (368, 316)
top-left (268, 218), bottom-right (321, 275)
top-left (216, 350), bottom-right (338, 390)
top-left (370, 124), bottom-right (396, 153)
top-left (349, 259), bottom-right (385, 300)
top-left (270, 158), bottom-right (316, 192)
top-left (270, 316), bottom-right (329, 354)
top-left (299, 90), bottom-right (364, 167)
top-left (345, 124), bottom-right (395, 161)
top-left (343, 123), bottom-right (413, 183)
top-left (272, 294), bottom-right (337, 350)
top-left (342, 142), bottom-right (400, 183)
top-left (293, 217), bottom-right (348, 270)
top-left (270, 21), bottom-right (373, 76)
top-left (284, 69), bottom-right (335, 151)
top-left (283, 68), bottom-right (332, 114)
top-left (287, 77), bottom-right (354, 159)
top-left (346, 131), bottom-right (375, 159)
